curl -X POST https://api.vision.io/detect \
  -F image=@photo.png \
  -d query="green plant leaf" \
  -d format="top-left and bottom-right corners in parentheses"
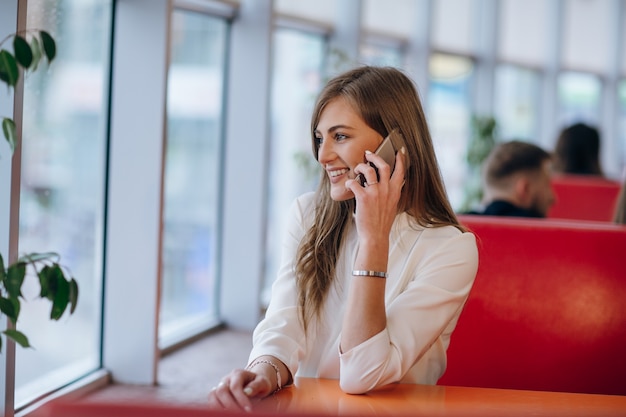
top-left (11, 297), bottom-right (19, 322)
top-left (6, 261), bottom-right (26, 299)
top-left (4, 329), bottom-right (31, 348)
top-left (2, 118), bottom-right (18, 152)
top-left (37, 263), bottom-right (71, 319)
top-left (29, 36), bottom-right (42, 72)
top-left (40, 31), bottom-right (56, 63)
top-left (0, 49), bottom-right (19, 87)
top-left (0, 297), bottom-right (20, 324)
top-left (69, 278), bottom-right (79, 314)
top-left (19, 251), bottom-right (58, 264)
top-left (13, 35), bottom-right (33, 68)
top-left (0, 253), bottom-right (5, 282)
top-left (0, 297), bottom-right (17, 323)
top-left (38, 264), bottom-right (57, 300)
top-left (50, 271), bottom-right (69, 320)
top-left (35, 258), bottom-right (79, 318)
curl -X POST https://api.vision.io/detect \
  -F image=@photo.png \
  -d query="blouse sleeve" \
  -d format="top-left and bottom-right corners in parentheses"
top-left (338, 229), bottom-right (478, 394)
top-left (247, 193), bottom-right (314, 380)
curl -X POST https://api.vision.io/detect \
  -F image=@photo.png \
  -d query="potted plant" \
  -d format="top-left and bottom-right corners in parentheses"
top-left (0, 30), bottom-right (78, 352)
top-left (460, 115), bottom-right (498, 212)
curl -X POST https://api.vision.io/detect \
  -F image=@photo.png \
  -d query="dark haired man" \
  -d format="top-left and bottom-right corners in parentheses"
top-left (467, 140), bottom-right (555, 218)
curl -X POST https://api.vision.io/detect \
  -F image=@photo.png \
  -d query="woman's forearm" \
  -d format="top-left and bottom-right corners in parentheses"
top-left (340, 240), bottom-right (388, 352)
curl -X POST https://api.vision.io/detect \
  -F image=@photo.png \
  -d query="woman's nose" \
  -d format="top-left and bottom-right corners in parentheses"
top-left (317, 139), bottom-right (334, 164)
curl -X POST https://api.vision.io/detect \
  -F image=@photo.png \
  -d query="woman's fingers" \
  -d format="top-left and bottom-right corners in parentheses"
top-left (208, 379), bottom-right (239, 410)
top-left (241, 377), bottom-right (272, 398)
top-left (207, 371), bottom-right (255, 412)
top-left (228, 373), bottom-right (258, 411)
top-left (391, 147), bottom-right (406, 184)
top-left (364, 151), bottom-right (391, 183)
top-left (356, 146), bottom-right (406, 188)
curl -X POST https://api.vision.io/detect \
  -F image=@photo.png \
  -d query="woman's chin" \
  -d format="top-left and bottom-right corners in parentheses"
top-left (329, 185), bottom-right (354, 202)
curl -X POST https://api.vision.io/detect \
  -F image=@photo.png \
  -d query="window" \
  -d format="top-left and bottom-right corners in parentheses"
top-left (494, 65), bottom-right (541, 142)
top-left (498, 0), bottom-right (550, 67)
top-left (562, 0), bottom-right (613, 73)
top-left (427, 53), bottom-right (474, 210)
top-left (362, 0), bottom-right (418, 39)
top-left (15, 0), bottom-right (112, 407)
top-left (622, 5), bottom-right (626, 76)
top-left (274, 0), bottom-right (336, 24)
top-left (557, 72), bottom-right (602, 127)
top-left (159, 8), bottom-right (229, 347)
top-left (432, 0), bottom-right (477, 54)
top-left (360, 42), bottom-right (403, 68)
top-left (360, 0), bottom-right (419, 77)
top-left (262, 27), bottom-right (325, 305)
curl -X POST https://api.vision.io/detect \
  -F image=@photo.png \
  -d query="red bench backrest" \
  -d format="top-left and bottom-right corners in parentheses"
top-left (439, 215), bottom-right (626, 395)
top-left (548, 175), bottom-right (621, 222)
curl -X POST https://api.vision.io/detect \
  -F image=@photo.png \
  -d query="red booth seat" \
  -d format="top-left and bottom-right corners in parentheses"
top-left (548, 175), bottom-right (621, 222)
top-left (439, 215), bottom-right (626, 395)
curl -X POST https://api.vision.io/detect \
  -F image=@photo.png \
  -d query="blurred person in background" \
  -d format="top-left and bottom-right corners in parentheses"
top-left (466, 140), bottom-right (555, 218)
top-left (553, 122), bottom-right (604, 177)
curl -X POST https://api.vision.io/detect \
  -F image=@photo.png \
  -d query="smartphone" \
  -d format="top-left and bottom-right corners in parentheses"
top-left (356, 129), bottom-right (406, 186)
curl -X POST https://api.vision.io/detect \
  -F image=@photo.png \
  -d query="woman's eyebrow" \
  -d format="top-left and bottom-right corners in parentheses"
top-left (315, 124), bottom-right (355, 135)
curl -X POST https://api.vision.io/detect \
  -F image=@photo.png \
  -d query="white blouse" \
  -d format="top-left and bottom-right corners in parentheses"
top-left (249, 192), bottom-right (478, 393)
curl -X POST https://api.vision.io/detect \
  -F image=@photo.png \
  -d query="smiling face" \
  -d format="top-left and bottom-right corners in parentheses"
top-left (314, 97), bottom-right (383, 201)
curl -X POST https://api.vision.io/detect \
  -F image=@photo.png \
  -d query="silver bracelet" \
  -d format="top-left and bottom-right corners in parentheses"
top-left (352, 270), bottom-right (388, 278)
top-left (246, 359), bottom-right (282, 394)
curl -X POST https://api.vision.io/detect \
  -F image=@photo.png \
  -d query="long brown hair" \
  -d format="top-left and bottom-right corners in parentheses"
top-left (295, 66), bottom-right (463, 332)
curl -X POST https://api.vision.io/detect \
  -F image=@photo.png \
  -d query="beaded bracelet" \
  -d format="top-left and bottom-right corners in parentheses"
top-left (352, 270), bottom-right (388, 278)
top-left (246, 359), bottom-right (282, 394)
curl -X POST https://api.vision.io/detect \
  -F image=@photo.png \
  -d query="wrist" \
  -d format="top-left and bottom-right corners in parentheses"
top-left (246, 359), bottom-right (282, 394)
top-left (357, 238), bottom-right (389, 261)
top-left (353, 256), bottom-right (388, 275)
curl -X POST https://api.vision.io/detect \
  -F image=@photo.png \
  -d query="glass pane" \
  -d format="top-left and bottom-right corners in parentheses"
top-left (622, 6), bottom-right (626, 75)
top-left (557, 72), bottom-right (602, 127)
top-left (362, 0), bottom-right (417, 38)
top-left (263, 28), bottom-right (325, 306)
top-left (494, 65), bottom-right (540, 142)
top-left (159, 10), bottom-right (228, 346)
top-left (274, 0), bottom-right (337, 24)
top-left (15, 0), bottom-right (112, 406)
top-left (562, 0), bottom-right (613, 73)
top-left (359, 43), bottom-right (403, 68)
top-left (432, 0), bottom-right (476, 53)
top-left (498, 0), bottom-right (549, 66)
top-left (427, 53), bottom-right (474, 211)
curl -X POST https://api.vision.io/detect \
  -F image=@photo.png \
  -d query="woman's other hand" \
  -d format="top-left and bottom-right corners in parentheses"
top-left (207, 368), bottom-right (274, 413)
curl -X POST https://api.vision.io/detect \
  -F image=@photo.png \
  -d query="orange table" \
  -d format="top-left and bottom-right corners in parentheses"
top-left (255, 377), bottom-right (626, 417)
top-left (33, 377), bottom-right (626, 417)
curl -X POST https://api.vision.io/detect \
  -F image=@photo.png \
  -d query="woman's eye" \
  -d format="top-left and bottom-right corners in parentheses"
top-left (314, 136), bottom-right (323, 146)
top-left (335, 133), bottom-right (347, 141)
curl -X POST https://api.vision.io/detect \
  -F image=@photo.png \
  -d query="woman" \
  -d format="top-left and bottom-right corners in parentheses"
top-left (208, 66), bottom-right (478, 412)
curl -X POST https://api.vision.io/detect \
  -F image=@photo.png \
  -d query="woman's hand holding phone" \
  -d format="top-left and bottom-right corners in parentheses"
top-left (348, 136), bottom-right (407, 244)
top-left (355, 129), bottom-right (400, 187)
